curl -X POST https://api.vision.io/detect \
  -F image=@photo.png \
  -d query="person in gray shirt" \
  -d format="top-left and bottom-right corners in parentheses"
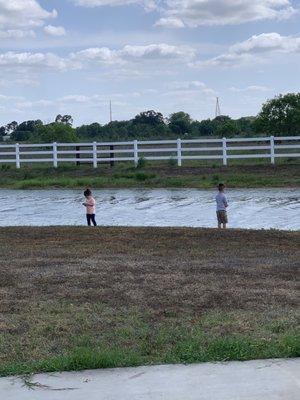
top-left (215, 183), bottom-right (228, 229)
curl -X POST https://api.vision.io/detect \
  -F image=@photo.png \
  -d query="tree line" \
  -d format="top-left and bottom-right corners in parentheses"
top-left (1, 93), bottom-right (299, 143)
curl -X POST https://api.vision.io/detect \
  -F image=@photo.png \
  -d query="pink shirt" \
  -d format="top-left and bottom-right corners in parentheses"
top-left (85, 196), bottom-right (96, 214)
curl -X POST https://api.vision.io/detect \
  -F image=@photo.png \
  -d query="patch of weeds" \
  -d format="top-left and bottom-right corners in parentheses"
top-left (137, 157), bottom-right (147, 168)
top-left (166, 178), bottom-right (185, 187)
top-left (135, 172), bottom-right (156, 182)
top-left (1, 164), bottom-right (11, 171)
top-left (212, 174), bottom-right (220, 183)
top-left (168, 157), bottom-right (177, 167)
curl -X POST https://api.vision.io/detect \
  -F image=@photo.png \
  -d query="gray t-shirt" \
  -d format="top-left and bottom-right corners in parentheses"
top-left (216, 192), bottom-right (228, 211)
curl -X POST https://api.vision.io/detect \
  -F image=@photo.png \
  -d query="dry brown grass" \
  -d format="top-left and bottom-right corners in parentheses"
top-left (0, 227), bottom-right (299, 375)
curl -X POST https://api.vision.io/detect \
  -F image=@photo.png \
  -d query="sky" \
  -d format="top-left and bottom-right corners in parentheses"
top-left (0, 0), bottom-right (300, 126)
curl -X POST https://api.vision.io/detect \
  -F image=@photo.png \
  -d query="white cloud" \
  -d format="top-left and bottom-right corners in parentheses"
top-left (192, 33), bottom-right (300, 68)
top-left (0, 29), bottom-right (36, 39)
top-left (0, 0), bottom-right (57, 29)
top-left (155, 17), bottom-right (185, 28)
top-left (230, 32), bottom-right (300, 54)
top-left (164, 80), bottom-right (217, 98)
top-left (0, 77), bottom-right (39, 87)
top-left (0, 94), bottom-right (23, 101)
top-left (71, 43), bottom-right (195, 68)
top-left (44, 25), bottom-right (66, 37)
top-left (0, 51), bottom-right (69, 71)
top-left (120, 43), bottom-right (195, 60)
top-left (156, 0), bottom-right (297, 28)
top-left (71, 0), bottom-right (299, 28)
top-left (16, 99), bottom-right (53, 109)
top-left (0, 42), bottom-right (195, 78)
top-left (59, 95), bottom-right (93, 103)
top-left (71, 47), bottom-right (122, 65)
top-left (229, 86), bottom-right (271, 93)
top-left (71, 0), bottom-right (157, 10)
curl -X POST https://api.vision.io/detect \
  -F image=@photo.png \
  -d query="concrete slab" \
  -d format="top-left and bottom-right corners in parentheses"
top-left (0, 358), bottom-right (299, 400)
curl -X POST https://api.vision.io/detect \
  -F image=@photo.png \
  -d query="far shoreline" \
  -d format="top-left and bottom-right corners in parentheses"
top-left (0, 161), bottom-right (299, 189)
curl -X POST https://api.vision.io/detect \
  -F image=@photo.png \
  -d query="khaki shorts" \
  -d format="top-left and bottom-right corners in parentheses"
top-left (217, 210), bottom-right (228, 224)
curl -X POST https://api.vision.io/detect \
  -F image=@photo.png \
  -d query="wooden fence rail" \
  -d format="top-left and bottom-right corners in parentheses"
top-left (0, 136), bottom-right (299, 168)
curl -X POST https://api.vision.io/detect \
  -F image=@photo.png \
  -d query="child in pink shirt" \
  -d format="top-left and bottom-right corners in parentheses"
top-left (83, 189), bottom-right (97, 226)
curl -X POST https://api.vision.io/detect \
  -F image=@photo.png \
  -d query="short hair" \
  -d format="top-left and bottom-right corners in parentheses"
top-left (218, 183), bottom-right (225, 191)
top-left (84, 188), bottom-right (92, 197)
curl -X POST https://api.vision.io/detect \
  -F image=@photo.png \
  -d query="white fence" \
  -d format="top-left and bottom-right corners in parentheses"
top-left (0, 136), bottom-right (299, 168)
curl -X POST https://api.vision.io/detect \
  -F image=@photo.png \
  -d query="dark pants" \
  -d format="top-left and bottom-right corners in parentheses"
top-left (86, 214), bottom-right (97, 226)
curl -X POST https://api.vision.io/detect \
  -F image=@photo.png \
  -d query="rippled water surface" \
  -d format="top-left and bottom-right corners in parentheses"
top-left (0, 188), bottom-right (299, 230)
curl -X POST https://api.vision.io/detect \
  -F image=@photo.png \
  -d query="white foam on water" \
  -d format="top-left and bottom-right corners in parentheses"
top-left (0, 188), bottom-right (299, 230)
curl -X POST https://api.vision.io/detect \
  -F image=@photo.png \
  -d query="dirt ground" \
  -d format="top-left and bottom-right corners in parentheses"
top-left (0, 227), bottom-right (299, 373)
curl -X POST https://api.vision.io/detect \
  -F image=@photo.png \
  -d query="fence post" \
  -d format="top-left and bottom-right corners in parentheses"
top-left (15, 143), bottom-right (20, 169)
top-left (134, 140), bottom-right (138, 167)
top-left (222, 137), bottom-right (227, 166)
top-left (53, 142), bottom-right (58, 168)
top-left (110, 145), bottom-right (115, 167)
top-left (177, 138), bottom-right (182, 166)
top-left (270, 136), bottom-right (275, 165)
top-left (93, 142), bottom-right (98, 168)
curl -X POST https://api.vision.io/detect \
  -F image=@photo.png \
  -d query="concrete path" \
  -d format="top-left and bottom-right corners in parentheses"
top-left (0, 358), bottom-right (299, 400)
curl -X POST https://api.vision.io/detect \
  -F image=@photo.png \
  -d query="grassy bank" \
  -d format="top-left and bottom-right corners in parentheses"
top-left (0, 160), bottom-right (299, 189)
top-left (0, 227), bottom-right (299, 376)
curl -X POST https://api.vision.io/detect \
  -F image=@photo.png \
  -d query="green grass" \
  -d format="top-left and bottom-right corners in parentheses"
top-left (0, 306), bottom-right (299, 377)
top-left (0, 160), bottom-right (299, 189)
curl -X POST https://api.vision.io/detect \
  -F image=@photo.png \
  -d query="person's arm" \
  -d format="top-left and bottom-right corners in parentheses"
top-left (83, 198), bottom-right (95, 207)
top-left (224, 195), bottom-right (228, 208)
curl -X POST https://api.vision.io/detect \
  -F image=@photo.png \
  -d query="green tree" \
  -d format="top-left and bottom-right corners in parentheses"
top-left (168, 112), bottom-right (192, 135)
top-left (55, 114), bottom-right (73, 126)
top-left (77, 123), bottom-right (102, 139)
top-left (235, 117), bottom-right (256, 136)
top-left (191, 119), bottom-right (215, 137)
top-left (33, 123), bottom-right (78, 143)
top-left (0, 121), bottom-right (18, 141)
top-left (11, 120), bottom-right (43, 142)
top-left (0, 125), bottom-right (7, 141)
top-left (133, 110), bottom-right (165, 126)
top-left (216, 121), bottom-right (239, 138)
top-left (255, 93), bottom-right (300, 136)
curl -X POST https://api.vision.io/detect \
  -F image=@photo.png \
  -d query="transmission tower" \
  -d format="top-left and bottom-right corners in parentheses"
top-left (215, 97), bottom-right (221, 118)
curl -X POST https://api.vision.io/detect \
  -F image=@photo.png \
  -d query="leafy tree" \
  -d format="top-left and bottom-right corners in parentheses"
top-left (0, 121), bottom-right (18, 141)
top-left (198, 119), bottom-right (215, 136)
top-left (11, 120), bottom-right (43, 142)
top-left (32, 123), bottom-right (78, 143)
top-left (255, 93), bottom-right (300, 136)
top-left (235, 117), bottom-right (256, 135)
top-left (133, 110), bottom-right (165, 127)
top-left (169, 112), bottom-right (192, 135)
top-left (216, 121), bottom-right (239, 138)
top-left (55, 114), bottom-right (73, 126)
top-left (213, 115), bottom-right (232, 124)
top-left (76, 123), bottom-right (102, 138)
top-left (0, 126), bottom-right (7, 141)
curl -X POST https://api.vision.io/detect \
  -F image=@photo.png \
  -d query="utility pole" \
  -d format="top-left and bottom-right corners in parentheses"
top-left (109, 100), bottom-right (114, 167)
top-left (109, 100), bottom-right (112, 123)
top-left (215, 97), bottom-right (221, 118)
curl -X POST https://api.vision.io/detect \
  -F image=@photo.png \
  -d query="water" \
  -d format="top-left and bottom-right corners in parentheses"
top-left (0, 188), bottom-right (299, 230)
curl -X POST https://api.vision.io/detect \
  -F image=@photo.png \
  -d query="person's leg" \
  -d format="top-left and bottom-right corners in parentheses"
top-left (86, 214), bottom-right (91, 226)
top-left (223, 211), bottom-right (228, 229)
top-left (217, 212), bottom-right (221, 229)
top-left (91, 214), bottom-right (97, 226)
